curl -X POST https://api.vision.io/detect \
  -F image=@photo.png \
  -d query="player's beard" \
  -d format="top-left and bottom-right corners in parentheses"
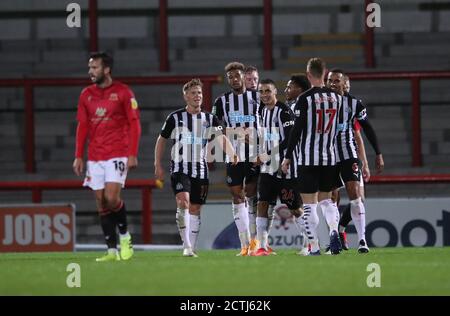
top-left (232, 83), bottom-right (244, 94)
top-left (92, 73), bottom-right (105, 85)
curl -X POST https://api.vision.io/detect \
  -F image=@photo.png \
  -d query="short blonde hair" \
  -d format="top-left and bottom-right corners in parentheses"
top-left (307, 57), bottom-right (326, 79)
top-left (182, 78), bottom-right (203, 94)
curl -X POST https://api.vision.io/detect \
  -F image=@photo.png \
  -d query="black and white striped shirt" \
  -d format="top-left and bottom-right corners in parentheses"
top-left (160, 108), bottom-right (220, 179)
top-left (286, 87), bottom-right (342, 166)
top-left (335, 93), bottom-right (368, 162)
top-left (260, 101), bottom-right (297, 179)
top-left (212, 90), bottom-right (261, 162)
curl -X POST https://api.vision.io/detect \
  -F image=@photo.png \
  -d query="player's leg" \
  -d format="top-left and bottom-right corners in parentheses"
top-left (342, 159), bottom-right (369, 253)
top-left (171, 173), bottom-right (194, 256)
top-left (254, 174), bottom-right (277, 256)
top-left (227, 163), bottom-right (250, 256)
top-left (334, 164), bottom-right (351, 249)
top-left (298, 166), bottom-right (321, 255)
top-left (245, 163), bottom-right (259, 255)
top-left (318, 166), bottom-right (342, 255)
top-left (266, 199), bottom-right (277, 254)
top-left (280, 179), bottom-right (306, 255)
top-left (104, 157), bottom-right (133, 260)
top-left (94, 189), bottom-right (120, 261)
top-left (188, 178), bottom-right (209, 256)
top-left (330, 186), bottom-right (350, 251)
top-left (83, 160), bottom-right (120, 262)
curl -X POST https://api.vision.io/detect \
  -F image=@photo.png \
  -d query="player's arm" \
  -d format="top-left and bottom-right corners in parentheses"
top-left (211, 97), bottom-right (227, 132)
top-left (217, 134), bottom-right (239, 165)
top-left (123, 89), bottom-right (141, 170)
top-left (73, 93), bottom-right (88, 177)
top-left (354, 122), bottom-right (370, 182)
top-left (207, 115), bottom-right (238, 165)
top-left (154, 115), bottom-right (175, 181)
top-left (154, 136), bottom-right (167, 181)
top-left (279, 108), bottom-right (295, 153)
top-left (282, 99), bottom-right (304, 173)
top-left (356, 101), bottom-right (384, 174)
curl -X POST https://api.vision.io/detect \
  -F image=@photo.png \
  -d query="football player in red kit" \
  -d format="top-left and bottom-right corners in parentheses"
top-left (73, 52), bottom-right (141, 262)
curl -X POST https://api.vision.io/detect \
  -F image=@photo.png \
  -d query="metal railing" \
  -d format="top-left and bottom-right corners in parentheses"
top-left (347, 70), bottom-right (450, 167)
top-left (0, 75), bottom-right (221, 173)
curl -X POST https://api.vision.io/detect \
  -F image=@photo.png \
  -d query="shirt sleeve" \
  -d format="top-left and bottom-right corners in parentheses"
top-left (212, 97), bottom-right (224, 121)
top-left (121, 86), bottom-right (140, 122)
top-left (279, 107), bottom-right (295, 152)
top-left (285, 97), bottom-right (305, 159)
top-left (205, 114), bottom-right (223, 140)
top-left (76, 89), bottom-right (88, 123)
top-left (355, 100), bottom-right (368, 122)
top-left (121, 86), bottom-right (141, 156)
top-left (160, 114), bottom-right (175, 139)
top-left (75, 91), bottom-right (88, 158)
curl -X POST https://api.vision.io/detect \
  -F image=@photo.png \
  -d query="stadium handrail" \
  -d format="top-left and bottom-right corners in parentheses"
top-left (346, 70), bottom-right (450, 168)
top-left (0, 179), bottom-right (163, 244)
top-left (1, 1), bottom-right (378, 71)
top-left (0, 75), bottom-right (222, 173)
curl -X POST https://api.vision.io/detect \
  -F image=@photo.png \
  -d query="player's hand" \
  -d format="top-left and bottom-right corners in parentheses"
top-left (127, 156), bottom-right (138, 170)
top-left (362, 161), bottom-right (371, 182)
top-left (231, 154), bottom-right (239, 166)
top-left (72, 158), bottom-right (84, 177)
top-left (154, 163), bottom-right (164, 181)
top-left (253, 155), bottom-right (263, 166)
top-left (281, 158), bottom-right (291, 174)
top-left (375, 154), bottom-right (384, 174)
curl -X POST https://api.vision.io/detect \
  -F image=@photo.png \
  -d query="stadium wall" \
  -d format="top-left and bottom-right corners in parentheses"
top-left (197, 198), bottom-right (450, 250)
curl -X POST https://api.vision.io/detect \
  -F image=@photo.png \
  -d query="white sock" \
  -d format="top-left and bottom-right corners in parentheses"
top-left (189, 214), bottom-right (200, 251)
top-left (295, 215), bottom-right (307, 248)
top-left (107, 248), bottom-right (118, 254)
top-left (319, 199), bottom-right (340, 234)
top-left (232, 203), bottom-right (250, 247)
top-left (302, 203), bottom-right (319, 252)
top-left (176, 208), bottom-right (191, 249)
top-left (256, 217), bottom-right (268, 250)
top-left (248, 197), bottom-right (257, 239)
top-left (350, 197), bottom-right (366, 241)
top-left (119, 232), bottom-right (130, 240)
top-left (267, 204), bottom-right (275, 232)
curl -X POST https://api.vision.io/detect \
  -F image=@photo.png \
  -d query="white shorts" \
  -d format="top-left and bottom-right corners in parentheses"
top-left (83, 157), bottom-right (128, 190)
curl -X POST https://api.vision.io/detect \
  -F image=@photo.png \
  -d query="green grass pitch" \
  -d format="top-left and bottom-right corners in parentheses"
top-left (1, 247), bottom-right (449, 295)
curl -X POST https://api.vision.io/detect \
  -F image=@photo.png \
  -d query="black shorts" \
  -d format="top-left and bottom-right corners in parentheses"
top-left (258, 173), bottom-right (301, 210)
top-left (298, 165), bottom-right (340, 194)
top-left (338, 158), bottom-right (362, 183)
top-left (170, 172), bottom-right (209, 205)
top-left (226, 162), bottom-right (260, 187)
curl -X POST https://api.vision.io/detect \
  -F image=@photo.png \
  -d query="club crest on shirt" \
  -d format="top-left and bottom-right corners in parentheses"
top-left (250, 99), bottom-right (258, 107)
top-left (131, 98), bottom-right (139, 110)
top-left (109, 93), bottom-right (119, 101)
top-left (95, 107), bottom-right (107, 117)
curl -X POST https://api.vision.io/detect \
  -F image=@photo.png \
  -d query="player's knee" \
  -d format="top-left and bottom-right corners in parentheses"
top-left (104, 196), bottom-right (120, 210)
top-left (290, 208), bottom-right (302, 218)
top-left (177, 199), bottom-right (190, 210)
top-left (232, 193), bottom-right (245, 204)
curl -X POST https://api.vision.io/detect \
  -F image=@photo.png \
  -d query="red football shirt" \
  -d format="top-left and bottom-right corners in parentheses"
top-left (76, 81), bottom-right (140, 161)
